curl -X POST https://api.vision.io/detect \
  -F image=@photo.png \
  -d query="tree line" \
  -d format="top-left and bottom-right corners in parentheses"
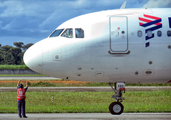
top-left (0, 42), bottom-right (33, 65)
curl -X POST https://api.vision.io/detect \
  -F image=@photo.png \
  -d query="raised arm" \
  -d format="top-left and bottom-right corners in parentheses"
top-left (26, 81), bottom-right (28, 88)
top-left (17, 80), bottom-right (21, 86)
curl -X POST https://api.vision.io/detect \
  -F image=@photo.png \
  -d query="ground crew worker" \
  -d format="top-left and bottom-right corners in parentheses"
top-left (17, 80), bottom-right (28, 118)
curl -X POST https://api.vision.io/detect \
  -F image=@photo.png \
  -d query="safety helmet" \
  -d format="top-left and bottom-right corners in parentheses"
top-left (19, 84), bottom-right (24, 88)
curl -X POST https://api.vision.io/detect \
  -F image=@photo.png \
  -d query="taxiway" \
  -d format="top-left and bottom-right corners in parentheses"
top-left (0, 113), bottom-right (170, 120)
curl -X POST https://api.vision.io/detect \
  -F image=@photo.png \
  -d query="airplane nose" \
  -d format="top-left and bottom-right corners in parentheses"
top-left (23, 43), bottom-right (43, 74)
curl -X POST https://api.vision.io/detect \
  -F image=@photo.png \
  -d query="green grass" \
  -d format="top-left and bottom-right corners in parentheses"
top-left (0, 81), bottom-right (170, 87)
top-left (31, 81), bottom-right (110, 87)
top-left (0, 74), bottom-right (45, 77)
top-left (0, 90), bottom-right (170, 113)
top-left (0, 81), bottom-right (108, 87)
top-left (0, 65), bottom-right (28, 69)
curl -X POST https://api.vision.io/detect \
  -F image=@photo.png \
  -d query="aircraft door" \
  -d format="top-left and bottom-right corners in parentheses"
top-left (109, 16), bottom-right (129, 54)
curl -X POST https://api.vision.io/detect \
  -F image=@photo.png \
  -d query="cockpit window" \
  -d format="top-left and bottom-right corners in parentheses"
top-left (50, 29), bottom-right (64, 37)
top-left (75, 28), bottom-right (84, 38)
top-left (61, 28), bottom-right (73, 38)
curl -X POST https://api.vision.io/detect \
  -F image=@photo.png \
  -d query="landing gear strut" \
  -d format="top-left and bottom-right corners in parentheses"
top-left (109, 82), bottom-right (125, 115)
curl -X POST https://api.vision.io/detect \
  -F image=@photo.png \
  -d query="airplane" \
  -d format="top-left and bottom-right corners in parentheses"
top-left (23, 1), bottom-right (171, 115)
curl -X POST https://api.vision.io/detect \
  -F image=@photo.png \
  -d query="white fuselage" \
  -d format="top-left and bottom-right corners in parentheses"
top-left (24, 8), bottom-right (171, 83)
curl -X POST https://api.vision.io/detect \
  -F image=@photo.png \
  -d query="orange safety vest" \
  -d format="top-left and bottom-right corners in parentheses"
top-left (17, 88), bottom-right (26, 100)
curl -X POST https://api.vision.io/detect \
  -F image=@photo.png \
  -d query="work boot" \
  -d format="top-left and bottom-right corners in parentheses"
top-left (23, 116), bottom-right (28, 118)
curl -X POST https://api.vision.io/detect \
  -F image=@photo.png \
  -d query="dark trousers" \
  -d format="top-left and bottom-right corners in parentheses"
top-left (18, 99), bottom-right (26, 117)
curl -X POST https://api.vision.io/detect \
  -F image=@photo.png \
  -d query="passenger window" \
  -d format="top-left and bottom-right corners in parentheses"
top-left (157, 31), bottom-right (162, 37)
top-left (137, 30), bottom-right (142, 37)
top-left (61, 28), bottom-right (73, 38)
top-left (147, 30), bottom-right (152, 37)
top-left (167, 30), bottom-right (171, 37)
top-left (50, 29), bottom-right (64, 37)
top-left (75, 28), bottom-right (84, 38)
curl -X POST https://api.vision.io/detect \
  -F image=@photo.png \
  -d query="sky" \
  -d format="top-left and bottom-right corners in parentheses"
top-left (0, 0), bottom-right (171, 46)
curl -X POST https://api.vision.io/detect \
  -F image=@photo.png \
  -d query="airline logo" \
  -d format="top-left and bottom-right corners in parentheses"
top-left (139, 14), bottom-right (162, 47)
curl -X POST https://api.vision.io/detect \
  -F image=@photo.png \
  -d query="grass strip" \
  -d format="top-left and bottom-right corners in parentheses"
top-left (0, 74), bottom-right (45, 77)
top-left (0, 90), bottom-right (170, 113)
top-left (0, 81), bottom-right (170, 87)
top-left (0, 65), bottom-right (28, 69)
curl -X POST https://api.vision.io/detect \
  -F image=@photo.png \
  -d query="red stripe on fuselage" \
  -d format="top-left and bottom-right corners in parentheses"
top-left (155, 23), bottom-right (162, 25)
top-left (143, 14), bottom-right (161, 20)
top-left (139, 17), bottom-right (152, 23)
top-left (139, 22), bottom-right (144, 26)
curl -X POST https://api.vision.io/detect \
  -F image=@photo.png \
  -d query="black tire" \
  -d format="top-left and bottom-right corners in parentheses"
top-left (109, 102), bottom-right (124, 115)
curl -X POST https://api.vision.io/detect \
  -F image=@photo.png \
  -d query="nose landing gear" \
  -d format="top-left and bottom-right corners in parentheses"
top-left (109, 82), bottom-right (125, 115)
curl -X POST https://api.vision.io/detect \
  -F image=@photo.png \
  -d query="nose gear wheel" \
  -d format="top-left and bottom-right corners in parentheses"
top-left (108, 82), bottom-right (125, 115)
top-left (109, 102), bottom-right (124, 115)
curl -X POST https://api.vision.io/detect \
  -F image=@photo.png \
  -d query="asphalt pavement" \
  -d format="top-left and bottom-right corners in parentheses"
top-left (0, 113), bottom-right (170, 120)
